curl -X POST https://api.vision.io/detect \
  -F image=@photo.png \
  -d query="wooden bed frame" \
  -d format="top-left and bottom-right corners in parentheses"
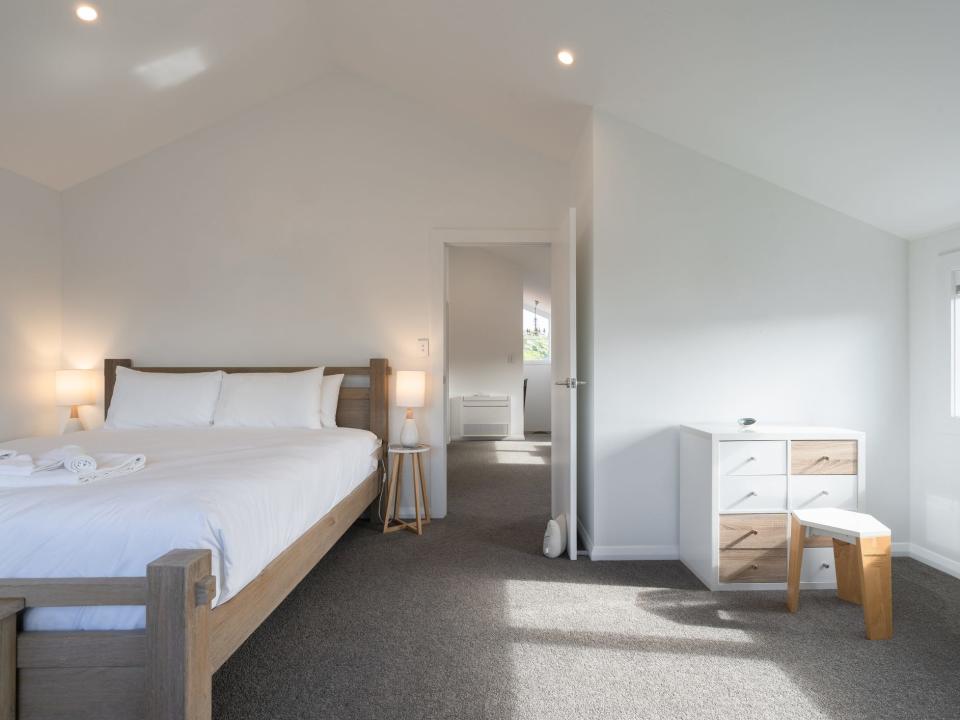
top-left (0, 358), bottom-right (390, 720)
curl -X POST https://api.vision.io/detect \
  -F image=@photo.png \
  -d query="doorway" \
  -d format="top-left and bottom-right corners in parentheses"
top-left (444, 242), bottom-right (553, 523)
top-left (426, 216), bottom-right (577, 558)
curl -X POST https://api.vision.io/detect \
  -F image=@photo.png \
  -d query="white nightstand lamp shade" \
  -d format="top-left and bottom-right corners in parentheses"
top-left (56, 369), bottom-right (95, 431)
top-left (56, 370), bottom-right (95, 413)
top-left (396, 370), bottom-right (425, 448)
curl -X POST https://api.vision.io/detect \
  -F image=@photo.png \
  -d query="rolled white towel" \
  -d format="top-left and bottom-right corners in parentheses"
top-left (0, 469), bottom-right (81, 488)
top-left (36, 445), bottom-right (97, 474)
top-left (0, 454), bottom-right (35, 476)
top-left (81, 453), bottom-right (146, 482)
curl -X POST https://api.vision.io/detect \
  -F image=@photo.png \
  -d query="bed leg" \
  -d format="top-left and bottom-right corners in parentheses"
top-left (147, 550), bottom-right (216, 720)
top-left (0, 599), bottom-right (24, 720)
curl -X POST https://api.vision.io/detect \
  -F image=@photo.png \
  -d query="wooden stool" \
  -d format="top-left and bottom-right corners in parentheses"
top-left (382, 444), bottom-right (431, 535)
top-left (787, 508), bottom-right (892, 640)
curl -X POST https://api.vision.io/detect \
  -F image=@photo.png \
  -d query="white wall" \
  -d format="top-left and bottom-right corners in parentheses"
top-left (0, 168), bottom-right (62, 441)
top-left (447, 246), bottom-right (524, 439)
top-left (908, 228), bottom-right (960, 578)
top-left (522, 362), bottom-right (550, 433)
top-left (59, 71), bottom-right (566, 517)
top-left (586, 112), bottom-right (909, 558)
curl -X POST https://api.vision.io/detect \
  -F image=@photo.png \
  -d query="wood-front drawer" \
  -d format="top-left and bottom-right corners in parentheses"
top-left (791, 440), bottom-right (857, 475)
top-left (718, 440), bottom-right (786, 476)
top-left (718, 475), bottom-right (787, 512)
top-left (719, 548), bottom-right (787, 583)
top-left (789, 475), bottom-right (858, 511)
top-left (719, 513), bottom-right (786, 550)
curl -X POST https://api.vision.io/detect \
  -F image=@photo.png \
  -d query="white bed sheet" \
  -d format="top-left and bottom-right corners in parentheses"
top-left (0, 426), bottom-right (379, 631)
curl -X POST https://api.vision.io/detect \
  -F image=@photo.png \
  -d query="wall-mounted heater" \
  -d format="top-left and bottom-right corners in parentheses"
top-left (454, 395), bottom-right (511, 438)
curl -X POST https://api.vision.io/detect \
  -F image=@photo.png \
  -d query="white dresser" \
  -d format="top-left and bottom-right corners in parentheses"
top-left (679, 424), bottom-right (865, 591)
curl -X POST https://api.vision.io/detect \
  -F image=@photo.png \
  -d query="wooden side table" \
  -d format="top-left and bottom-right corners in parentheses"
top-left (383, 444), bottom-right (431, 535)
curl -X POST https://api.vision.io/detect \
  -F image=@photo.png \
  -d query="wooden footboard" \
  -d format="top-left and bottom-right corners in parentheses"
top-left (0, 550), bottom-right (212, 720)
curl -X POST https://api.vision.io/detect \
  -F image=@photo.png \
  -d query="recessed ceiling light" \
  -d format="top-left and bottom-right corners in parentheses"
top-left (557, 50), bottom-right (574, 66)
top-left (76, 5), bottom-right (98, 22)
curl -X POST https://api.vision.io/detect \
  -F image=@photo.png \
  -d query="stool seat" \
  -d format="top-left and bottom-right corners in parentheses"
top-left (793, 508), bottom-right (890, 539)
top-left (787, 510), bottom-right (893, 640)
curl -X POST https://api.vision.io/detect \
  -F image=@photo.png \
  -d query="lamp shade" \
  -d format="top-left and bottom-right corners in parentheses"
top-left (55, 369), bottom-right (96, 407)
top-left (395, 370), bottom-right (426, 408)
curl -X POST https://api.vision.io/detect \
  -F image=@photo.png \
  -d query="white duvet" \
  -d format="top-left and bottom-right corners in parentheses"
top-left (0, 427), bottom-right (379, 631)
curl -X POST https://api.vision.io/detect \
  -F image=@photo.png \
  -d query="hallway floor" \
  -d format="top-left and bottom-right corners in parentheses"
top-left (213, 437), bottom-right (960, 720)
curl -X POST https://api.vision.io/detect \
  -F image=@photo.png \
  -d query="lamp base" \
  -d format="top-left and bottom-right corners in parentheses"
top-left (400, 414), bottom-right (419, 448)
top-left (62, 417), bottom-right (84, 434)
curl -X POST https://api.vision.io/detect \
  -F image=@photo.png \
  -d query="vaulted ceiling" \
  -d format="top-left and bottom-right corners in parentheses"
top-left (4, 1), bottom-right (960, 238)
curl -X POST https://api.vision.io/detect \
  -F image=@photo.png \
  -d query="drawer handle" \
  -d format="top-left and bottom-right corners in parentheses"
top-left (747, 456), bottom-right (756, 462)
top-left (819, 455), bottom-right (831, 462)
top-left (821, 563), bottom-right (831, 569)
top-left (748, 529), bottom-right (758, 536)
top-left (819, 490), bottom-right (830, 496)
top-left (747, 490), bottom-right (758, 497)
top-left (750, 564), bottom-right (760, 570)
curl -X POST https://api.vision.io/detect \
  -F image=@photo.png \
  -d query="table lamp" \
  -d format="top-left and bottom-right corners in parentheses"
top-left (396, 370), bottom-right (426, 448)
top-left (56, 369), bottom-right (96, 432)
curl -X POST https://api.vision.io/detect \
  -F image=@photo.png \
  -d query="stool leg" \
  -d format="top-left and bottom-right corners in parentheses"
top-left (786, 513), bottom-right (804, 613)
top-left (833, 539), bottom-right (862, 605)
top-left (411, 455), bottom-right (422, 535)
top-left (392, 456), bottom-right (403, 523)
top-left (382, 453), bottom-right (401, 533)
top-left (416, 454), bottom-right (431, 523)
top-left (858, 536), bottom-right (893, 640)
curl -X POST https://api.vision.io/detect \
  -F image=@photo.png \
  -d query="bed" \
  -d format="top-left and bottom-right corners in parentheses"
top-left (0, 358), bottom-right (390, 720)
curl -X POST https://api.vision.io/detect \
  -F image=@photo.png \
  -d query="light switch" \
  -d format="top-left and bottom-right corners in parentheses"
top-left (417, 338), bottom-right (430, 357)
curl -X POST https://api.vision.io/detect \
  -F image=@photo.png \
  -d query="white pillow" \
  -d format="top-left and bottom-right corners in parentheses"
top-left (106, 367), bottom-right (224, 429)
top-left (213, 368), bottom-right (325, 428)
top-left (320, 373), bottom-right (344, 428)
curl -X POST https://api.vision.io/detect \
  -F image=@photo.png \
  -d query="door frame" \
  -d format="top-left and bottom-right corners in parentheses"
top-left (427, 227), bottom-right (554, 519)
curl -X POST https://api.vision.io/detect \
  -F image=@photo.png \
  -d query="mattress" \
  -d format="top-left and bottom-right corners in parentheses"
top-left (0, 426), bottom-right (380, 631)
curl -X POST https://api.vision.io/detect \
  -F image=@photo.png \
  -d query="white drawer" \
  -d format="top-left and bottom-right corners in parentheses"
top-left (718, 441), bottom-right (786, 476)
top-left (800, 547), bottom-right (837, 585)
top-left (719, 475), bottom-right (787, 512)
top-left (789, 475), bottom-right (858, 511)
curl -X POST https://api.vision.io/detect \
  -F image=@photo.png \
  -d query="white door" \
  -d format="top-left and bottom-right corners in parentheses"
top-left (551, 207), bottom-right (578, 559)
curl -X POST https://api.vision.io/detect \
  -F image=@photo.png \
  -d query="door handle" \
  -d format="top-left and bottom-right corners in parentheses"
top-left (554, 378), bottom-right (588, 388)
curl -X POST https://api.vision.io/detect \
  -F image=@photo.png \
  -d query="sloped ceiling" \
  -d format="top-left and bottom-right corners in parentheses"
top-left (4, 1), bottom-right (960, 238)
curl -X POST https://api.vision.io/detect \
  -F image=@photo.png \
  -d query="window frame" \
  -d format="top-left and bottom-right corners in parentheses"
top-left (522, 305), bottom-right (551, 365)
top-left (941, 256), bottom-right (960, 432)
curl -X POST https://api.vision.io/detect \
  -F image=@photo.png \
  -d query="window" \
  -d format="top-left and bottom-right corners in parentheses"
top-left (523, 303), bottom-right (550, 362)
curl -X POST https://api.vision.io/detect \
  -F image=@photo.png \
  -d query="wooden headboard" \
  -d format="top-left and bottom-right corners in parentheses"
top-left (103, 358), bottom-right (391, 451)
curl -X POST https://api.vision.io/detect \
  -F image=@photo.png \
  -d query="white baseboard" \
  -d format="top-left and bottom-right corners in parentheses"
top-left (904, 543), bottom-right (960, 580)
top-left (393, 506), bottom-right (445, 520)
top-left (891, 541), bottom-right (912, 557)
top-left (589, 544), bottom-right (680, 561)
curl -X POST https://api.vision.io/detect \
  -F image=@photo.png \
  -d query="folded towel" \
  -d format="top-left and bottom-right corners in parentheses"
top-left (37, 445), bottom-right (97, 474)
top-left (0, 468), bottom-right (81, 488)
top-left (0, 452), bottom-right (146, 489)
top-left (0, 454), bottom-right (35, 476)
top-left (83, 453), bottom-right (145, 481)
top-left (0, 449), bottom-right (16, 461)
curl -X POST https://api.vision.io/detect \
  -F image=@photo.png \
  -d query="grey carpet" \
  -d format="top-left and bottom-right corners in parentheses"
top-left (213, 438), bottom-right (960, 720)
